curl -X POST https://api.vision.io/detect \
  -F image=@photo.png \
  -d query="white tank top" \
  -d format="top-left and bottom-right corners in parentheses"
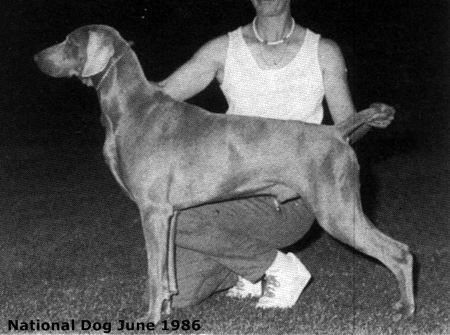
top-left (221, 27), bottom-right (325, 124)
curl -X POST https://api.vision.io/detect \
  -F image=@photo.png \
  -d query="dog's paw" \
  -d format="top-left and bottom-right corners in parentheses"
top-left (162, 299), bottom-right (172, 316)
top-left (136, 311), bottom-right (162, 325)
top-left (392, 301), bottom-right (415, 321)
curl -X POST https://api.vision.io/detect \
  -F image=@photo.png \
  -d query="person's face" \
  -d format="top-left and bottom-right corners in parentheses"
top-left (250, 0), bottom-right (291, 17)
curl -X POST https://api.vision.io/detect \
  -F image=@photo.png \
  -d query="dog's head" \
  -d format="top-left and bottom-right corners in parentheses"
top-left (34, 25), bottom-right (129, 86)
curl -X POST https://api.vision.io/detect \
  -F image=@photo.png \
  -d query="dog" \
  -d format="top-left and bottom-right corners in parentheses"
top-left (34, 25), bottom-right (414, 324)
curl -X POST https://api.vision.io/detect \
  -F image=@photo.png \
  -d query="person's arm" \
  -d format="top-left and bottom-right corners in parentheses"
top-left (158, 35), bottom-right (228, 101)
top-left (319, 39), bottom-right (394, 129)
top-left (319, 38), bottom-right (356, 124)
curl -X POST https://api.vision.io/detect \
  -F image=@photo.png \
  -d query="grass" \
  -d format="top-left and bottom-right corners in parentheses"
top-left (0, 140), bottom-right (448, 334)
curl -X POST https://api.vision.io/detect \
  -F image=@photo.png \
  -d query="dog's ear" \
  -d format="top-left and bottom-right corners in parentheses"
top-left (82, 31), bottom-right (115, 77)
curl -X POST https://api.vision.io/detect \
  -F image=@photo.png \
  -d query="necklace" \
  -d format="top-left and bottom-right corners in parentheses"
top-left (257, 40), bottom-right (289, 67)
top-left (252, 17), bottom-right (295, 45)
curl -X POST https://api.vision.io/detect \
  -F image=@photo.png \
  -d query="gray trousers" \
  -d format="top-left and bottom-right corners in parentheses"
top-left (172, 196), bottom-right (315, 307)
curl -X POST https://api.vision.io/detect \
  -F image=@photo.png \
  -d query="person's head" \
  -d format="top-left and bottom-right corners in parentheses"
top-left (250, 0), bottom-right (291, 17)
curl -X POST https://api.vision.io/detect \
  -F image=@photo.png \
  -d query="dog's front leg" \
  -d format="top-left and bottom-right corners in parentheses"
top-left (168, 212), bottom-right (179, 299)
top-left (138, 204), bottom-right (174, 324)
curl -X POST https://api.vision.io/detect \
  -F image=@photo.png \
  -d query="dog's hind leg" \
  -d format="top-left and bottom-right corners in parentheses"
top-left (138, 204), bottom-right (174, 324)
top-left (307, 150), bottom-right (414, 321)
top-left (321, 207), bottom-right (414, 320)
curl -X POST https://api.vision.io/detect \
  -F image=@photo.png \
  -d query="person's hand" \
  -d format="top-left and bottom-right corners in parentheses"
top-left (367, 103), bottom-right (395, 128)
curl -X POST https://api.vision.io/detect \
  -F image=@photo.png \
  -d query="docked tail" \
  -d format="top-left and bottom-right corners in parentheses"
top-left (336, 105), bottom-right (395, 144)
top-left (336, 108), bottom-right (376, 144)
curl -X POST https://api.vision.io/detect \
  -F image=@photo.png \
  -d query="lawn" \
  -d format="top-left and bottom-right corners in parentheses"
top-left (0, 135), bottom-right (448, 334)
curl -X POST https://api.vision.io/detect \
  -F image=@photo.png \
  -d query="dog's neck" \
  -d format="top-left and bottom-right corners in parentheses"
top-left (94, 45), bottom-right (160, 131)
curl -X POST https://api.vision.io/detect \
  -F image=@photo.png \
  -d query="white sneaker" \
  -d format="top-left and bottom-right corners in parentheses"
top-left (256, 251), bottom-right (311, 309)
top-left (226, 276), bottom-right (262, 298)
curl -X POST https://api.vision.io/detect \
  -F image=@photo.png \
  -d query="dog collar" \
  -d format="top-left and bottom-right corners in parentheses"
top-left (95, 44), bottom-right (132, 91)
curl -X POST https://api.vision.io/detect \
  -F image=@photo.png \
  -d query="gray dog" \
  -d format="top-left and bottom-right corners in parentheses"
top-left (34, 25), bottom-right (414, 324)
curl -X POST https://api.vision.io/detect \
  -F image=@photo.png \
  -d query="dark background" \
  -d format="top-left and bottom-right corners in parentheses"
top-left (1, 0), bottom-right (448, 151)
top-left (0, 2), bottom-right (448, 332)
